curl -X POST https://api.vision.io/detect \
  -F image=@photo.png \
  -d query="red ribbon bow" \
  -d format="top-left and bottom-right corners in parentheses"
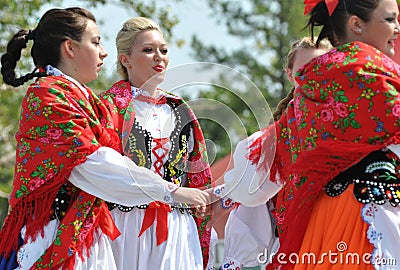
top-left (304, 0), bottom-right (339, 16)
top-left (99, 203), bottom-right (121, 241)
top-left (138, 201), bottom-right (172, 245)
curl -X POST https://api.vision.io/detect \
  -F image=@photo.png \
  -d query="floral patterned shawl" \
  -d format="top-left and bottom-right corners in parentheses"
top-left (100, 80), bottom-right (214, 268)
top-left (0, 74), bottom-right (120, 269)
top-left (249, 42), bottom-right (400, 269)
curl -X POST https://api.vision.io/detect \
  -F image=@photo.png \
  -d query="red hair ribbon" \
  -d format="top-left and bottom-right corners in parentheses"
top-left (304, 0), bottom-right (339, 16)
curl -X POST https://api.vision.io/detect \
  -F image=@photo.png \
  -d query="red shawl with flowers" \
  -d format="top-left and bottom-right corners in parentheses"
top-left (0, 75), bottom-right (120, 269)
top-left (100, 80), bottom-right (214, 268)
top-left (249, 42), bottom-right (400, 269)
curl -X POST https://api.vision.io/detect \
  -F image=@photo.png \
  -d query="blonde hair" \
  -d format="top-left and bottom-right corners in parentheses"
top-left (116, 17), bottom-right (163, 80)
top-left (273, 37), bottom-right (331, 121)
top-left (285, 36), bottom-right (331, 70)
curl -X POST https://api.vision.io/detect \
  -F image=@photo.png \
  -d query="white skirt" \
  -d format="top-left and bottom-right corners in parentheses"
top-left (110, 207), bottom-right (203, 270)
top-left (16, 220), bottom-right (117, 269)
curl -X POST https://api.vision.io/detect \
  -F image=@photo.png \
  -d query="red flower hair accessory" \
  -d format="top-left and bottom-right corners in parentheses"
top-left (304, 0), bottom-right (339, 16)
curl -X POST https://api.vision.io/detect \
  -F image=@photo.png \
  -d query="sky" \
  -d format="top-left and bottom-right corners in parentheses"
top-left (36, 1), bottom-right (273, 157)
top-left (40, 1), bottom-right (239, 75)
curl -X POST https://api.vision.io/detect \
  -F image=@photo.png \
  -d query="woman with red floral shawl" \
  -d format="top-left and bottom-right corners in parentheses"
top-left (213, 0), bottom-right (400, 269)
top-left (99, 17), bottom-right (214, 270)
top-left (217, 37), bottom-right (332, 270)
top-left (0, 8), bottom-right (210, 270)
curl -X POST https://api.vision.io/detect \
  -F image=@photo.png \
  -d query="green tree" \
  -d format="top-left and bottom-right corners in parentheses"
top-left (189, 0), bottom-right (307, 159)
top-left (0, 87), bottom-right (22, 223)
top-left (0, 0), bottom-right (182, 226)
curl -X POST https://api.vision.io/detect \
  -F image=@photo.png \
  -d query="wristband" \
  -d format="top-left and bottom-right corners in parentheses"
top-left (164, 183), bottom-right (179, 204)
top-left (212, 185), bottom-right (225, 197)
top-left (213, 185), bottom-right (235, 209)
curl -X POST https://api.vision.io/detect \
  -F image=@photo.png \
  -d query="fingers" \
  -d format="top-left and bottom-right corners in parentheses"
top-left (194, 204), bottom-right (212, 218)
top-left (205, 198), bottom-right (232, 230)
top-left (204, 187), bottom-right (220, 204)
top-left (195, 205), bottom-right (206, 218)
top-left (193, 189), bottom-right (212, 207)
top-left (173, 187), bottom-right (213, 208)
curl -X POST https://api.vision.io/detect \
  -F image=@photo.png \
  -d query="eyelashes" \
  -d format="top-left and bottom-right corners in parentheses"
top-left (143, 47), bottom-right (168, 55)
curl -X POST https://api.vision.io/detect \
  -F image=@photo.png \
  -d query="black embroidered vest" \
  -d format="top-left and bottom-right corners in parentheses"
top-left (325, 148), bottom-right (400, 206)
top-left (108, 98), bottom-right (193, 212)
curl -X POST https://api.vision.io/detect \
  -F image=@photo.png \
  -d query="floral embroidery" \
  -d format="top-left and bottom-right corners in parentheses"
top-left (361, 203), bottom-right (392, 268)
top-left (220, 258), bottom-right (243, 270)
top-left (251, 42), bottom-right (400, 268)
top-left (100, 80), bottom-right (213, 267)
top-left (368, 229), bottom-right (383, 242)
top-left (0, 68), bottom-right (119, 268)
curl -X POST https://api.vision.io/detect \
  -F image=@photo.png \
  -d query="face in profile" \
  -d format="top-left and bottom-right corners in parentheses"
top-left (72, 20), bottom-right (108, 84)
top-left (286, 47), bottom-right (328, 87)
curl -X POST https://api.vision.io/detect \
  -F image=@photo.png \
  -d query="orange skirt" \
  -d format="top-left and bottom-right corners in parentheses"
top-left (293, 185), bottom-right (374, 270)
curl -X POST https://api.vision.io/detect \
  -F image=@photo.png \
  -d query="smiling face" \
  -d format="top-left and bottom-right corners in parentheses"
top-left (355, 0), bottom-right (400, 57)
top-left (120, 29), bottom-right (169, 90)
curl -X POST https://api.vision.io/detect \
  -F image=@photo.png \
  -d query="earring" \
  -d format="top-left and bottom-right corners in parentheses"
top-left (356, 28), bottom-right (362, 33)
top-left (122, 60), bottom-right (131, 69)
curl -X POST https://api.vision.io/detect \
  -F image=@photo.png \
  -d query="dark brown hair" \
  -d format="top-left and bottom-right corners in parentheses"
top-left (306, 0), bottom-right (379, 47)
top-left (1, 7), bottom-right (96, 87)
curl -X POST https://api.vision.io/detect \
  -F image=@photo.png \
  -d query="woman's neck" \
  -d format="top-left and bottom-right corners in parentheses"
top-left (130, 82), bottom-right (158, 97)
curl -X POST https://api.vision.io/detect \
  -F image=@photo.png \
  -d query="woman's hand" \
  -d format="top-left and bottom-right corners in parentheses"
top-left (203, 187), bottom-right (234, 229)
top-left (172, 187), bottom-right (212, 207)
top-left (194, 204), bottom-right (213, 218)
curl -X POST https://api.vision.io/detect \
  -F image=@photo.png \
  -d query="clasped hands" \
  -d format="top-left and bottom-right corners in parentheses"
top-left (172, 187), bottom-right (232, 225)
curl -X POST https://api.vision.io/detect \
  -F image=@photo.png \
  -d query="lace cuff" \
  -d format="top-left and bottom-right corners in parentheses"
top-left (213, 185), bottom-right (235, 209)
top-left (220, 257), bottom-right (243, 269)
top-left (163, 183), bottom-right (179, 204)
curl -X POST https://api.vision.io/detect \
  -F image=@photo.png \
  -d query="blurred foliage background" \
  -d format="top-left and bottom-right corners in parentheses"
top-left (0, 0), bottom-right (307, 226)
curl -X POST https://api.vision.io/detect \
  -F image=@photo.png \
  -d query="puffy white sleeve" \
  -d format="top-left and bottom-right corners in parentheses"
top-left (215, 132), bottom-right (282, 207)
top-left (69, 146), bottom-right (177, 205)
top-left (220, 204), bottom-right (279, 269)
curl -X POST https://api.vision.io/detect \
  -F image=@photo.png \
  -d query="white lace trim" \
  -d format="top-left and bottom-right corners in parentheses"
top-left (361, 203), bottom-right (399, 269)
top-left (219, 257), bottom-right (243, 270)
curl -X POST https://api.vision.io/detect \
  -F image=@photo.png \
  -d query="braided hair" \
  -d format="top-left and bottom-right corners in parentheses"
top-left (1, 7), bottom-right (96, 87)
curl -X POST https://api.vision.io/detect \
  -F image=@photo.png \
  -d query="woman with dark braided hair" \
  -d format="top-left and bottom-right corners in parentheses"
top-left (0, 7), bottom-right (210, 270)
top-left (210, 0), bottom-right (400, 269)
